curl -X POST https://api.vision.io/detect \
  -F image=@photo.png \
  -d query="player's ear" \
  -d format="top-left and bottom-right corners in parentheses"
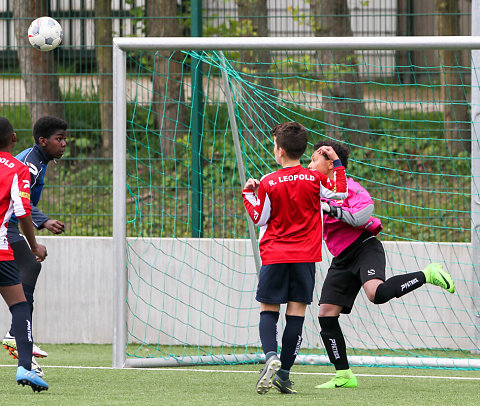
top-left (11, 132), bottom-right (17, 144)
top-left (38, 136), bottom-right (47, 147)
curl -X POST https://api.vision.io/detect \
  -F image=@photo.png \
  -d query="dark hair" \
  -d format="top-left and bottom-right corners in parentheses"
top-left (313, 139), bottom-right (350, 169)
top-left (272, 122), bottom-right (308, 160)
top-left (0, 117), bottom-right (14, 149)
top-left (33, 116), bottom-right (68, 144)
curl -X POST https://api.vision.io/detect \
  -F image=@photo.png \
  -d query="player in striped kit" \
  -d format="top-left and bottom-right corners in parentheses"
top-left (242, 122), bottom-right (348, 394)
top-left (0, 117), bottom-right (49, 392)
top-left (308, 140), bottom-right (455, 389)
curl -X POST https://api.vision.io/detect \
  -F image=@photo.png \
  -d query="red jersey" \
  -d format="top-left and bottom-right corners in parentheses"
top-left (0, 151), bottom-right (31, 261)
top-left (243, 164), bottom-right (347, 264)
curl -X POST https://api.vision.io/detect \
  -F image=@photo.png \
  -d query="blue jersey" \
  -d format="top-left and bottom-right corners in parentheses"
top-left (8, 144), bottom-right (52, 243)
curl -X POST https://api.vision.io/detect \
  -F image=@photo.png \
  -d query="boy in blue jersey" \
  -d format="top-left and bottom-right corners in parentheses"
top-left (2, 116), bottom-right (67, 377)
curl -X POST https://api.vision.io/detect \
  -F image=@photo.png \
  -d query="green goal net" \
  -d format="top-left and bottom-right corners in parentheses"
top-left (112, 37), bottom-right (480, 369)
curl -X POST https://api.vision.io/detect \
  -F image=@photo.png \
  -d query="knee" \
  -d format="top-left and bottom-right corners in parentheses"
top-left (318, 304), bottom-right (341, 317)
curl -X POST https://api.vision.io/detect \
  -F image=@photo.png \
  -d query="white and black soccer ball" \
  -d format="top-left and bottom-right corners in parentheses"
top-left (28, 17), bottom-right (63, 52)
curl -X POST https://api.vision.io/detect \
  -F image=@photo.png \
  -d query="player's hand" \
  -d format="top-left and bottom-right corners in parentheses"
top-left (322, 201), bottom-right (342, 219)
top-left (317, 146), bottom-right (339, 162)
top-left (44, 219), bottom-right (65, 234)
top-left (243, 178), bottom-right (260, 191)
top-left (31, 244), bottom-right (47, 262)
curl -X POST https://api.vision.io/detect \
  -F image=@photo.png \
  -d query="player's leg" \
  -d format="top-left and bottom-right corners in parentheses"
top-left (361, 239), bottom-right (454, 304)
top-left (0, 261), bottom-right (48, 392)
top-left (316, 256), bottom-right (360, 389)
top-left (255, 264), bottom-right (285, 394)
top-left (3, 239), bottom-right (47, 360)
top-left (273, 262), bottom-right (315, 394)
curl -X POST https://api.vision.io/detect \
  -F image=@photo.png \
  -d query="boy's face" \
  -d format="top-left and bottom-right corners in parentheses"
top-left (39, 129), bottom-right (67, 159)
top-left (308, 149), bottom-right (331, 175)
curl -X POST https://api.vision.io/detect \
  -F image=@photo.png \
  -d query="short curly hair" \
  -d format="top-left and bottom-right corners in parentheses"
top-left (33, 116), bottom-right (68, 144)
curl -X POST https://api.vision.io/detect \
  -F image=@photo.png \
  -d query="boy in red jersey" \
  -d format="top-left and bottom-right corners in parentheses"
top-left (0, 117), bottom-right (49, 392)
top-left (242, 122), bottom-right (348, 394)
top-left (308, 140), bottom-right (455, 389)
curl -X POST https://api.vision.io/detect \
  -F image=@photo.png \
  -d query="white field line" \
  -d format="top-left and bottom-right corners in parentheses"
top-left (1, 364), bottom-right (480, 381)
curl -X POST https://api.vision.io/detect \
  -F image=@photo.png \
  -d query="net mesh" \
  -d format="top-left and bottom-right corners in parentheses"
top-left (122, 47), bottom-right (480, 368)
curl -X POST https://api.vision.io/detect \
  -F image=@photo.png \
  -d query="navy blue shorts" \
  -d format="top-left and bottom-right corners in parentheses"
top-left (0, 260), bottom-right (21, 286)
top-left (256, 262), bottom-right (316, 304)
top-left (319, 233), bottom-right (386, 314)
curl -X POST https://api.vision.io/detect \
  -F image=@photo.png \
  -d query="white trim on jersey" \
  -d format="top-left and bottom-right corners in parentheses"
top-left (11, 173), bottom-right (28, 218)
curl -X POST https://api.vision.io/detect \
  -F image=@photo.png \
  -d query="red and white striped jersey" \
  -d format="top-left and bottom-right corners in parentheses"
top-left (242, 164), bottom-right (347, 264)
top-left (0, 151), bottom-right (31, 261)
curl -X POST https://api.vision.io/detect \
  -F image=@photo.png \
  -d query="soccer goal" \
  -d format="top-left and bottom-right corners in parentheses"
top-left (112, 36), bottom-right (480, 369)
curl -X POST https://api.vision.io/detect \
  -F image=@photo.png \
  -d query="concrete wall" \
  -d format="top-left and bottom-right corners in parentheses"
top-left (0, 237), bottom-right (476, 352)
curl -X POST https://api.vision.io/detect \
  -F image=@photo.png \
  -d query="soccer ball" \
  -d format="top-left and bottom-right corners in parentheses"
top-left (28, 17), bottom-right (63, 52)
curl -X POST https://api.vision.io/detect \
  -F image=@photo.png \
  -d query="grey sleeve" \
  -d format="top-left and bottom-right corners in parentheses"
top-left (337, 204), bottom-right (374, 227)
top-left (31, 206), bottom-right (50, 229)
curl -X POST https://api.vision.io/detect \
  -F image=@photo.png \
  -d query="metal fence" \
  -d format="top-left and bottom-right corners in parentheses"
top-left (0, 0), bottom-right (472, 236)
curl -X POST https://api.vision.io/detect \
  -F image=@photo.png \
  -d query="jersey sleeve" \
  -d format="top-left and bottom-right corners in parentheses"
top-left (319, 165), bottom-right (348, 200)
top-left (11, 164), bottom-right (32, 219)
top-left (242, 181), bottom-right (271, 227)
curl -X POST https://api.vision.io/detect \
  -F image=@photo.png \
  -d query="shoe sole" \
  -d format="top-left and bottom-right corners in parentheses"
top-left (17, 378), bottom-right (48, 392)
top-left (256, 358), bottom-right (281, 394)
top-left (3, 344), bottom-right (47, 359)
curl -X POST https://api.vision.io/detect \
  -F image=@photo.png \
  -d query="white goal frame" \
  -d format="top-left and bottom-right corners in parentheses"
top-left (112, 36), bottom-right (480, 369)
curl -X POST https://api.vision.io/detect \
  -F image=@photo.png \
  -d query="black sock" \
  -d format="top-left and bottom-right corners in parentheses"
top-left (280, 315), bottom-right (304, 372)
top-left (259, 311), bottom-right (279, 355)
top-left (10, 301), bottom-right (33, 370)
top-left (9, 283), bottom-right (35, 337)
top-left (374, 271), bottom-right (426, 304)
top-left (319, 316), bottom-right (349, 370)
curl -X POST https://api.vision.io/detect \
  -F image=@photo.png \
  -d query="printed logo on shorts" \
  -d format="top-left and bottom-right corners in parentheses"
top-left (367, 269), bottom-right (376, 276)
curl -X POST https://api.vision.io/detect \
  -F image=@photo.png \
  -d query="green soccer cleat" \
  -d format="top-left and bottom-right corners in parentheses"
top-left (272, 375), bottom-right (297, 394)
top-left (256, 354), bottom-right (281, 394)
top-left (315, 373), bottom-right (358, 389)
top-left (422, 263), bottom-right (455, 294)
top-left (2, 333), bottom-right (48, 359)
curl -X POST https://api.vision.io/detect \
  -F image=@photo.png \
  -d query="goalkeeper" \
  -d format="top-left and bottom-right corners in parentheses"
top-left (307, 140), bottom-right (455, 389)
top-left (2, 116), bottom-right (67, 378)
top-left (243, 122), bottom-right (348, 395)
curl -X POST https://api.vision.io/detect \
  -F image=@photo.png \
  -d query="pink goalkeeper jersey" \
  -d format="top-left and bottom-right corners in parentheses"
top-left (0, 151), bottom-right (31, 261)
top-left (243, 165), bottom-right (347, 265)
top-left (323, 177), bottom-right (383, 257)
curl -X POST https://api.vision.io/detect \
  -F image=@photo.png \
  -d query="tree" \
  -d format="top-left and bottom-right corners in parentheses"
top-left (146, 0), bottom-right (187, 155)
top-left (235, 0), bottom-right (277, 136)
top-left (309, 0), bottom-right (369, 145)
top-left (94, 0), bottom-right (113, 158)
top-left (12, 1), bottom-right (64, 126)
top-left (435, 0), bottom-right (470, 154)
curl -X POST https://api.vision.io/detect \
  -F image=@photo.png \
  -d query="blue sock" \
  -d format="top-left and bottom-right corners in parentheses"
top-left (9, 301), bottom-right (33, 370)
top-left (259, 311), bottom-right (279, 355)
top-left (280, 315), bottom-right (304, 372)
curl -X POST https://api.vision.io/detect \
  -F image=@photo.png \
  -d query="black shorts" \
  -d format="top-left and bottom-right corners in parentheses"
top-left (319, 232), bottom-right (386, 314)
top-left (0, 260), bottom-right (21, 286)
top-left (256, 262), bottom-right (316, 305)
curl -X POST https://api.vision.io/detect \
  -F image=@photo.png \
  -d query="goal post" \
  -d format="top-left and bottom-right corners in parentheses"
top-left (112, 36), bottom-right (480, 369)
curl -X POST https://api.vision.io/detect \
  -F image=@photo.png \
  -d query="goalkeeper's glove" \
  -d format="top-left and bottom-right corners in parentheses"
top-left (321, 201), bottom-right (342, 220)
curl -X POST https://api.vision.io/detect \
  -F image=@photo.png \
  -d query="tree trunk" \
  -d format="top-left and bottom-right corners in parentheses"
top-left (146, 0), bottom-right (187, 156)
top-left (12, 1), bottom-right (64, 126)
top-left (310, 0), bottom-right (369, 145)
top-left (435, 0), bottom-right (470, 154)
top-left (94, 0), bottom-right (113, 158)
top-left (235, 0), bottom-right (276, 138)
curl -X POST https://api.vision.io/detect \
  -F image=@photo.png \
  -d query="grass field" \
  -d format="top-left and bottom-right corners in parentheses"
top-left (1, 344), bottom-right (479, 405)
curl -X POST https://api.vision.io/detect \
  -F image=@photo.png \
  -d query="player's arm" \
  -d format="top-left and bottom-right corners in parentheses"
top-left (316, 145), bottom-right (348, 200)
top-left (31, 206), bottom-right (65, 234)
top-left (12, 166), bottom-right (47, 261)
top-left (322, 186), bottom-right (383, 234)
top-left (242, 178), bottom-right (271, 226)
